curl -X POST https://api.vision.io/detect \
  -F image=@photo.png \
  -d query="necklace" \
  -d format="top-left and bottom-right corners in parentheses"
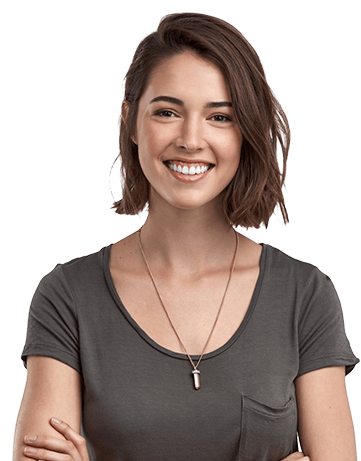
top-left (137, 228), bottom-right (239, 390)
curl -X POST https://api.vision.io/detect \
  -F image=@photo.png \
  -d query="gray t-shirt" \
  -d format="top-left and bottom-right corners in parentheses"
top-left (22, 243), bottom-right (359, 461)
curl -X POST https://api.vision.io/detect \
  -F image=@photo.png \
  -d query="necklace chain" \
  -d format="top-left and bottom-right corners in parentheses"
top-left (137, 228), bottom-right (239, 389)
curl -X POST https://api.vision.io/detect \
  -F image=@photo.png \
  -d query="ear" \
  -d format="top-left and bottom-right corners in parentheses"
top-left (121, 100), bottom-right (129, 125)
top-left (122, 100), bottom-right (138, 145)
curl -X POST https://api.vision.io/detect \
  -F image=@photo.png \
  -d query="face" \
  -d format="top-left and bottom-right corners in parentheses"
top-left (133, 51), bottom-right (243, 213)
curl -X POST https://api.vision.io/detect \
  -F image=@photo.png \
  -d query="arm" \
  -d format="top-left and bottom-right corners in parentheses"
top-left (295, 366), bottom-right (357, 461)
top-left (13, 356), bottom-right (83, 461)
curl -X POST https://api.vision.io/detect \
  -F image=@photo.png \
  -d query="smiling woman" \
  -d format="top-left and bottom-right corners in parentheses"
top-left (14, 12), bottom-right (358, 461)
top-left (133, 52), bottom-right (242, 210)
top-left (114, 13), bottom-right (290, 228)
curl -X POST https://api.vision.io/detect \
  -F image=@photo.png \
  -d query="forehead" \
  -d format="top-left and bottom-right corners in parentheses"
top-left (142, 51), bottom-right (231, 104)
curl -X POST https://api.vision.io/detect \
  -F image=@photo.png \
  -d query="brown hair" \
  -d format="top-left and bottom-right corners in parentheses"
top-left (112, 12), bottom-right (290, 228)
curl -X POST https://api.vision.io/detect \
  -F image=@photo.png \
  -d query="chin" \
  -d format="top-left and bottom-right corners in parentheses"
top-left (149, 186), bottom-right (224, 213)
top-left (166, 194), bottom-right (223, 214)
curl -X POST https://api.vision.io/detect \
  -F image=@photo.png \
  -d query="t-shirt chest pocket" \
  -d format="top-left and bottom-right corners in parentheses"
top-left (237, 395), bottom-right (298, 461)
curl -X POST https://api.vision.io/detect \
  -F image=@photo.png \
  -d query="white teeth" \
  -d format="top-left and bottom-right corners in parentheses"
top-left (167, 162), bottom-right (211, 175)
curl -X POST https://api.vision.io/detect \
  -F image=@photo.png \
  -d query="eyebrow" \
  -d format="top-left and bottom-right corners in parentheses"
top-left (149, 96), bottom-right (232, 109)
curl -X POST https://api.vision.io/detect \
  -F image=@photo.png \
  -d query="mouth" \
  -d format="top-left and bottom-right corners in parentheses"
top-left (164, 160), bottom-right (215, 176)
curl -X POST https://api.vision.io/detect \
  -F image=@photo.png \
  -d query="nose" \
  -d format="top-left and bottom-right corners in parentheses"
top-left (175, 117), bottom-right (206, 152)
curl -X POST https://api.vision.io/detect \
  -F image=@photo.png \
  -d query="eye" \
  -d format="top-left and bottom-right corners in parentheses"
top-left (210, 114), bottom-right (232, 123)
top-left (154, 110), bottom-right (177, 118)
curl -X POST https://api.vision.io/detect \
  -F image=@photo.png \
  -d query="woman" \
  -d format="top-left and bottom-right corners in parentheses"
top-left (14, 12), bottom-right (358, 461)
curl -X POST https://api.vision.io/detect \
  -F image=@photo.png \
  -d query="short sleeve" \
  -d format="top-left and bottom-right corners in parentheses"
top-left (21, 265), bottom-right (81, 373)
top-left (297, 268), bottom-right (359, 377)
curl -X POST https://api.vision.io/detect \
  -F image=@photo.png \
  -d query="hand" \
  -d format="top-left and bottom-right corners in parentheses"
top-left (23, 417), bottom-right (90, 461)
top-left (280, 453), bottom-right (311, 460)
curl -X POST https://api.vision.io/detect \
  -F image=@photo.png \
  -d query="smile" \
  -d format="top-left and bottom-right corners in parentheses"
top-left (165, 161), bottom-right (213, 175)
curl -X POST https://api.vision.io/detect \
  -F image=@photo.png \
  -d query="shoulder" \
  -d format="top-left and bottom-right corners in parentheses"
top-left (260, 243), bottom-right (342, 317)
top-left (37, 244), bottom-right (112, 297)
top-left (263, 243), bottom-right (326, 287)
top-left (236, 234), bottom-right (328, 292)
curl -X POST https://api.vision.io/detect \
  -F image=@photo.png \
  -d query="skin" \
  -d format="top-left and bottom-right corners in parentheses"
top-left (14, 52), bottom-right (357, 461)
top-left (13, 356), bottom-right (82, 461)
top-left (295, 366), bottom-right (357, 460)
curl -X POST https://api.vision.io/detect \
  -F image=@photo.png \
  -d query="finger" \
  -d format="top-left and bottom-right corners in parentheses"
top-left (50, 418), bottom-right (89, 460)
top-left (297, 454), bottom-right (310, 460)
top-left (24, 434), bottom-right (75, 452)
top-left (281, 453), bottom-right (310, 460)
top-left (23, 444), bottom-right (72, 461)
top-left (23, 435), bottom-right (80, 461)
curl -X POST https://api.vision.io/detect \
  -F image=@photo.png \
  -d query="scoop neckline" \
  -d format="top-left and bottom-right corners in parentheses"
top-left (103, 242), bottom-right (267, 362)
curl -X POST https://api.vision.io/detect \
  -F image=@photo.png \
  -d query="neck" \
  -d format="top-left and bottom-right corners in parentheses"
top-left (139, 194), bottom-right (236, 277)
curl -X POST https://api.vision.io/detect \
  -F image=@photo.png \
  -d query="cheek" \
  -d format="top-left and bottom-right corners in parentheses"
top-left (216, 131), bottom-right (242, 166)
top-left (137, 120), bottom-right (169, 157)
top-left (138, 130), bottom-right (176, 184)
top-left (137, 134), bottom-right (166, 184)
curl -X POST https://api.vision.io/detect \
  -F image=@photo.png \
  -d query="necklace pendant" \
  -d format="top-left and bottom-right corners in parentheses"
top-left (192, 370), bottom-right (200, 390)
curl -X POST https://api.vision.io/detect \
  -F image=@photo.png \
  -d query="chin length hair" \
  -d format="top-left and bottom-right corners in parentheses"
top-left (112, 12), bottom-right (290, 229)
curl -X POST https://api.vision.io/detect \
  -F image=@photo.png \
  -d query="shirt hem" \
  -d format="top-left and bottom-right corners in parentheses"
top-left (297, 354), bottom-right (359, 378)
top-left (21, 345), bottom-right (81, 374)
